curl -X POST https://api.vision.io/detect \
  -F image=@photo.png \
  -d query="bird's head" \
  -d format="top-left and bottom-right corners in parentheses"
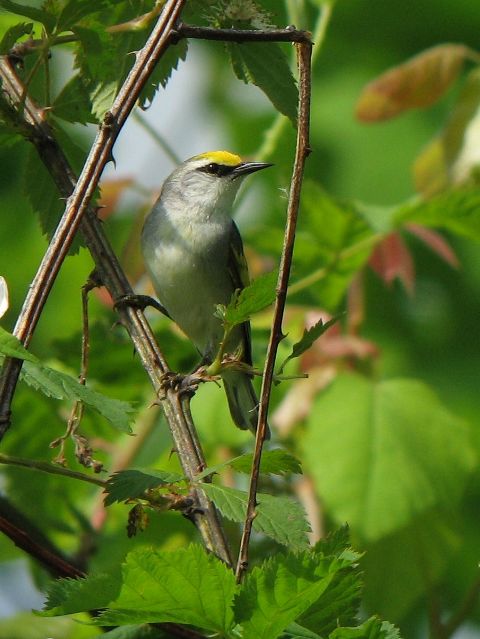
top-left (163, 151), bottom-right (272, 213)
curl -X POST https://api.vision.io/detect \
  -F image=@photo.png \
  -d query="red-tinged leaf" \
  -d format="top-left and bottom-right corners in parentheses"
top-left (356, 44), bottom-right (479, 122)
top-left (406, 223), bottom-right (459, 268)
top-left (369, 232), bottom-right (415, 293)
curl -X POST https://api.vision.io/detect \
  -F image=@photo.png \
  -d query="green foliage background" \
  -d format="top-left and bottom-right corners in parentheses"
top-left (1, 0), bottom-right (480, 637)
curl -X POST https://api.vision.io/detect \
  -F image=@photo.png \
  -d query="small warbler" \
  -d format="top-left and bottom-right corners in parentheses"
top-left (141, 151), bottom-right (272, 435)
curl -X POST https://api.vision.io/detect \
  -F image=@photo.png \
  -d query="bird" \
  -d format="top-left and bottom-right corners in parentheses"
top-left (141, 151), bottom-right (272, 436)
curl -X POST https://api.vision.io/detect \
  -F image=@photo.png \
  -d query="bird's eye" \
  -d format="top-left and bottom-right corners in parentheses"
top-left (198, 162), bottom-right (235, 177)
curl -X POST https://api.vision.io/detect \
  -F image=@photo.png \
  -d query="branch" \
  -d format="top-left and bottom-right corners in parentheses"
top-left (235, 41), bottom-right (313, 581)
top-left (173, 22), bottom-right (311, 44)
top-left (0, 495), bottom-right (85, 579)
top-left (0, 0), bottom-right (232, 566)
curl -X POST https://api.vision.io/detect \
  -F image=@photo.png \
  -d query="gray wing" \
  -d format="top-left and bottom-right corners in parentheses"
top-left (227, 222), bottom-right (253, 366)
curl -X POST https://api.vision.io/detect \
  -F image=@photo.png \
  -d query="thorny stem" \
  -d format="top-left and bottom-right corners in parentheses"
top-left (235, 41), bottom-right (312, 582)
top-left (0, 0), bottom-right (233, 566)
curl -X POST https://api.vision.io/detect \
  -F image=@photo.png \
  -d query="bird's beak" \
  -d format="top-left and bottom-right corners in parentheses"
top-left (231, 161), bottom-right (273, 179)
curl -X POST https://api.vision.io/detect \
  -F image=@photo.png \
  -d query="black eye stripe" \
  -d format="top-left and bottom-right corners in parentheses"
top-left (198, 163), bottom-right (236, 177)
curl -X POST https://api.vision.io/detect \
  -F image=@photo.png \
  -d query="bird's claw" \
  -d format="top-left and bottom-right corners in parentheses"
top-left (114, 294), bottom-right (170, 317)
top-left (159, 368), bottom-right (220, 398)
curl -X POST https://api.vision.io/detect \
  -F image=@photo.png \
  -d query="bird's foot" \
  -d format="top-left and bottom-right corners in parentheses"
top-left (160, 367), bottom-right (220, 398)
top-left (114, 294), bottom-right (170, 317)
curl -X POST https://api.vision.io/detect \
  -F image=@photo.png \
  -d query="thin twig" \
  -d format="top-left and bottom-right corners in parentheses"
top-left (235, 41), bottom-right (312, 581)
top-left (173, 22), bottom-right (311, 43)
top-left (0, 453), bottom-right (107, 487)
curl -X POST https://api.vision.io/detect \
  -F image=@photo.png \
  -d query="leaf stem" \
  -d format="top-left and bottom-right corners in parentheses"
top-left (235, 40), bottom-right (313, 582)
top-left (0, 452), bottom-right (107, 487)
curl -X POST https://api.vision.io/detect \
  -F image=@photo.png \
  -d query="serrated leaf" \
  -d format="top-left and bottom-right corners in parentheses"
top-left (0, 21), bottom-right (33, 54)
top-left (138, 39), bottom-right (188, 108)
top-left (197, 449), bottom-right (302, 479)
top-left (230, 449), bottom-right (303, 475)
top-left (278, 316), bottom-right (341, 374)
top-left (73, 24), bottom-right (116, 83)
top-left (296, 527), bottom-right (363, 635)
top-left (22, 361), bottom-right (135, 432)
top-left (97, 545), bottom-right (237, 633)
top-left (356, 44), bottom-right (478, 122)
top-left (228, 41), bottom-right (298, 124)
top-left (104, 469), bottom-right (185, 506)
top-left (56, 0), bottom-right (109, 33)
top-left (201, 483), bottom-right (310, 550)
top-left (235, 551), bottom-right (348, 639)
top-left (0, 0), bottom-right (56, 30)
top-left (222, 269), bottom-right (277, 328)
top-left (24, 147), bottom-right (64, 240)
top-left (329, 618), bottom-right (401, 639)
top-left (303, 373), bottom-right (476, 541)
top-left (0, 325), bottom-right (37, 362)
top-left (52, 74), bottom-right (96, 124)
top-left (42, 570), bottom-right (121, 616)
top-left (394, 188), bottom-right (480, 242)
top-left (0, 327), bottom-right (135, 433)
top-left (90, 80), bottom-right (117, 121)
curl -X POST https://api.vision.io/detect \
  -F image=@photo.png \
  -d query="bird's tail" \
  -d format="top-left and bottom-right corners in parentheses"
top-left (223, 371), bottom-right (271, 438)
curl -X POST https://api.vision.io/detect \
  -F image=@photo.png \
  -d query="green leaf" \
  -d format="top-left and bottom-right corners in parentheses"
top-left (281, 623), bottom-right (323, 639)
top-left (0, 21), bottom-right (32, 54)
top-left (24, 147), bottom-right (64, 241)
top-left (394, 188), bottom-right (480, 242)
top-left (303, 373), bottom-right (476, 541)
top-left (56, 0), bottom-right (109, 33)
top-left (230, 449), bottom-right (303, 475)
top-left (221, 269), bottom-right (277, 327)
top-left (228, 41), bottom-right (298, 124)
top-left (22, 361), bottom-right (135, 433)
top-left (201, 483), bottom-right (310, 550)
top-left (0, 327), bottom-right (135, 433)
top-left (97, 545), bottom-right (237, 633)
top-left (235, 551), bottom-right (348, 639)
top-left (138, 39), bottom-right (188, 108)
top-left (104, 469), bottom-right (185, 506)
top-left (101, 625), bottom-right (170, 639)
top-left (0, 0), bottom-right (56, 30)
top-left (329, 618), bottom-right (401, 639)
top-left (362, 508), bottom-right (459, 621)
top-left (0, 325), bottom-right (37, 363)
top-left (294, 182), bottom-right (377, 310)
top-left (73, 24), bottom-right (116, 83)
top-left (42, 570), bottom-right (121, 616)
top-left (296, 528), bottom-right (363, 635)
top-left (90, 80), bottom-right (117, 121)
top-left (197, 449), bottom-right (302, 479)
top-left (52, 74), bottom-right (96, 125)
top-left (277, 315), bottom-right (341, 374)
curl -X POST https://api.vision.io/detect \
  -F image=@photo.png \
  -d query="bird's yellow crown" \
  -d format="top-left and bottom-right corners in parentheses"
top-left (195, 150), bottom-right (242, 166)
